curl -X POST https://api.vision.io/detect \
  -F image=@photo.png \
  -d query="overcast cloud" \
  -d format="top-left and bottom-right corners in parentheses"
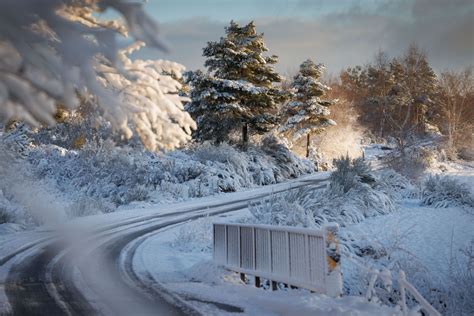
top-left (138, 0), bottom-right (474, 75)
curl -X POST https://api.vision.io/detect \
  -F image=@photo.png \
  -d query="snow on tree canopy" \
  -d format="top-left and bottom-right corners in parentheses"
top-left (186, 21), bottom-right (287, 143)
top-left (0, 0), bottom-right (195, 151)
top-left (280, 59), bottom-right (336, 141)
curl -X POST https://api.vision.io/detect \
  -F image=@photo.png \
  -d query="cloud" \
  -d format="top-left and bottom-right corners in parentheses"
top-left (143, 0), bottom-right (473, 74)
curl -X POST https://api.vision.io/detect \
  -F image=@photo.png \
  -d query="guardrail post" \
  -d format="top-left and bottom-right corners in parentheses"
top-left (271, 280), bottom-right (278, 291)
top-left (324, 223), bottom-right (342, 298)
top-left (213, 224), bottom-right (216, 261)
top-left (255, 276), bottom-right (261, 288)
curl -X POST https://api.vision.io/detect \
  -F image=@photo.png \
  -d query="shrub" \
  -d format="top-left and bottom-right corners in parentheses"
top-left (249, 189), bottom-right (316, 228)
top-left (249, 156), bottom-right (402, 229)
top-left (0, 207), bottom-right (13, 224)
top-left (68, 197), bottom-right (114, 218)
top-left (170, 216), bottom-right (213, 253)
top-left (376, 169), bottom-right (419, 200)
top-left (330, 155), bottom-right (375, 193)
top-left (385, 145), bottom-right (439, 180)
top-left (445, 240), bottom-right (474, 315)
top-left (458, 147), bottom-right (474, 161)
top-left (20, 138), bottom-right (314, 215)
top-left (421, 175), bottom-right (473, 208)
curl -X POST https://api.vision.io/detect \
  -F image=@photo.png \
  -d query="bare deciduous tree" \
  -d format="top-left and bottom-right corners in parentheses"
top-left (437, 67), bottom-right (474, 159)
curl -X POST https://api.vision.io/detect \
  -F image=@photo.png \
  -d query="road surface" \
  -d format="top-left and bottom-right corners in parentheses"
top-left (0, 174), bottom-right (328, 315)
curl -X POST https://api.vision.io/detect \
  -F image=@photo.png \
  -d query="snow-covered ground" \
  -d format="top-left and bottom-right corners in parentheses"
top-left (1, 138), bottom-right (472, 315)
top-left (132, 209), bottom-right (403, 315)
top-left (344, 200), bottom-right (474, 307)
top-left (129, 152), bottom-right (473, 315)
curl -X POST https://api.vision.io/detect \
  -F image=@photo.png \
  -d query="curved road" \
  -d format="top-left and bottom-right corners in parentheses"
top-left (1, 175), bottom-right (328, 316)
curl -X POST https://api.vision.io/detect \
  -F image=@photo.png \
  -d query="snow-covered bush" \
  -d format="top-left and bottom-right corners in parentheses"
top-left (385, 144), bottom-right (440, 179)
top-left (68, 196), bottom-right (114, 218)
top-left (249, 189), bottom-right (316, 228)
top-left (329, 156), bottom-right (375, 193)
top-left (421, 175), bottom-right (473, 209)
top-left (170, 216), bottom-right (214, 253)
top-left (249, 156), bottom-right (402, 229)
top-left (0, 188), bottom-right (35, 226)
top-left (0, 193), bottom-right (15, 224)
top-left (9, 135), bottom-right (313, 215)
top-left (376, 169), bottom-right (419, 200)
top-left (445, 240), bottom-right (474, 315)
top-left (0, 133), bottom-right (33, 225)
top-left (260, 135), bottom-right (315, 180)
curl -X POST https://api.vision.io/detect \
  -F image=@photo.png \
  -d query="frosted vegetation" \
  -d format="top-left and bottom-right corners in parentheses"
top-left (0, 129), bottom-right (313, 225)
top-left (421, 175), bottom-right (474, 209)
top-left (0, 0), bottom-right (195, 152)
top-left (249, 156), bottom-right (414, 228)
top-left (0, 4), bottom-right (472, 314)
top-left (246, 156), bottom-right (473, 314)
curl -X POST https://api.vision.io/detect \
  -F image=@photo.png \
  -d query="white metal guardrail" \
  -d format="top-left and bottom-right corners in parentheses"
top-left (213, 222), bottom-right (342, 297)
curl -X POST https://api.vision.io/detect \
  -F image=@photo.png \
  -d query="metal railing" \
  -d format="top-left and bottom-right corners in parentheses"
top-left (213, 222), bottom-right (342, 297)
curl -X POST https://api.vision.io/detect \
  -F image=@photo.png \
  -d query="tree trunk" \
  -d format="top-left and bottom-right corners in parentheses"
top-left (242, 123), bottom-right (249, 146)
top-left (306, 133), bottom-right (311, 158)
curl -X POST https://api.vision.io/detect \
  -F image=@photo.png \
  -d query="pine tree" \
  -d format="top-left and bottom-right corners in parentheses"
top-left (186, 21), bottom-right (286, 144)
top-left (279, 59), bottom-right (335, 157)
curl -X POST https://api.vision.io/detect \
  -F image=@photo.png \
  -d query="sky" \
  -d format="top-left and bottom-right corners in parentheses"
top-left (123, 0), bottom-right (474, 75)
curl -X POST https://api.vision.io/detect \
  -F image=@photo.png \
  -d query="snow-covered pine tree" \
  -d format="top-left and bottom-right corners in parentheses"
top-left (279, 59), bottom-right (336, 157)
top-left (186, 21), bottom-right (286, 144)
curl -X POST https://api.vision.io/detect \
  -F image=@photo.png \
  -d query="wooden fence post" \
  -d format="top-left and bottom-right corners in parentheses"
top-left (324, 223), bottom-right (342, 298)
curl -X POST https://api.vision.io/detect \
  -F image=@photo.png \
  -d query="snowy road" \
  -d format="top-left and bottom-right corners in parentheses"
top-left (0, 173), bottom-right (329, 315)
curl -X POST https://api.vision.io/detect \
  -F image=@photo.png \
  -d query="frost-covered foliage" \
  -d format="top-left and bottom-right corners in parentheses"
top-left (385, 140), bottom-right (441, 179)
top-left (185, 21), bottom-right (286, 143)
top-left (376, 169), bottom-right (419, 200)
top-left (421, 175), bottom-right (474, 209)
top-left (170, 216), bottom-right (214, 253)
top-left (249, 189), bottom-right (316, 228)
top-left (279, 59), bottom-right (336, 141)
top-left (0, 0), bottom-right (195, 151)
top-left (68, 196), bottom-right (115, 218)
top-left (249, 157), bottom-right (411, 229)
top-left (0, 131), bottom-right (68, 226)
top-left (10, 136), bottom-right (313, 218)
top-left (445, 240), bottom-right (474, 315)
top-left (330, 156), bottom-right (375, 194)
top-left (0, 190), bottom-right (20, 224)
top-left (96, 43), bottom-right (196, 151)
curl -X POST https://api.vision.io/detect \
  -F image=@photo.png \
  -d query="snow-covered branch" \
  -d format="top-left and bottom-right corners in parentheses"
top-left (0, 0), bottom-right (195, 151)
